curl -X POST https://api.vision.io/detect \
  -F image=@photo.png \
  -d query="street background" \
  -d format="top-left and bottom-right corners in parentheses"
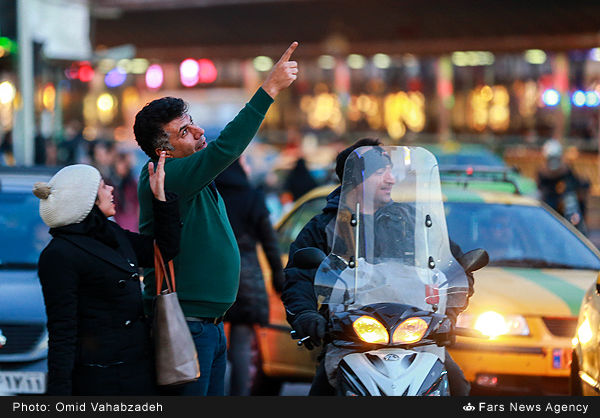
top-left (3, 0), bottom-right (600, 397)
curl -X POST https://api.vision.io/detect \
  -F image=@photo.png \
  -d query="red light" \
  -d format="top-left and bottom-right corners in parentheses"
top-left (78, 63), bottom-right (95, 82)
top-left (64, 65), bottom-right (79, 80)
top-left (476, 374), bottom-right (498, 387)
top-left (466, 167), bottom-right (474, 176)
top-left (197, 59), bottom-right (217, 83)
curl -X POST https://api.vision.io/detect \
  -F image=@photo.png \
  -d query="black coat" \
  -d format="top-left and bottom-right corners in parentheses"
top-left (537, 166), bottom-right (589, 217)
top-left (283, 158), bottom-right (318, 200)
top-left (37, 195), bottom-right (180, 395)
top-left (215, 160), bottom-right (284, 325)
top-left (281, 186), bottom-right (474, 327)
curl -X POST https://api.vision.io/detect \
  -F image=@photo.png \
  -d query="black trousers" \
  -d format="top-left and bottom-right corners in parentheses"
top-left (309, 348), bottom-right (470, 396)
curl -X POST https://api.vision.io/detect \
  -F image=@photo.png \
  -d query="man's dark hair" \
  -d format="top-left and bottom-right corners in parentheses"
top-left (133, 97), bottom-right (188, 159)
top-left (335, 138), bottom-right (382, 183)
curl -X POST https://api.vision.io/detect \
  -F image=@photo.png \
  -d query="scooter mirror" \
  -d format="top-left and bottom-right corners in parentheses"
top-left (293, 247), bottom-right (327, 270)
top-left (458, 248), bottom-right (489, 273)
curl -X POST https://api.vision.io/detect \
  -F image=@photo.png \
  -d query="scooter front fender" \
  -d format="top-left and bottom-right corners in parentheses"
top-left (336, 348), bottom-right (449, 396)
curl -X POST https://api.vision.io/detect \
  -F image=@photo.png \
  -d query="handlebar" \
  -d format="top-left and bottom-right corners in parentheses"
top-left (290, 330), bottom-right (311, 346)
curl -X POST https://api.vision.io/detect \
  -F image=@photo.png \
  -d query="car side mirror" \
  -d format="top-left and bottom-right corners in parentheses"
top-left (293, 247), bottom-right (327, 270)
top-left (458, 249), bottom-right (489, 274)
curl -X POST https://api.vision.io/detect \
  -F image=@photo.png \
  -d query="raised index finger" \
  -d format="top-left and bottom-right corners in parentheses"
top-left (278, 41), bottom-right (298, 63)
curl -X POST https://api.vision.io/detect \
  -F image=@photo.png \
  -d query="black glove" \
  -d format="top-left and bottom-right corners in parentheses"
top-left (292, 311), bottom-right (326, 350)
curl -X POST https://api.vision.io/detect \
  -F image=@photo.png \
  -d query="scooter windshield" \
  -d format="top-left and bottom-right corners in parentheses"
top-left (314, 146), bottom-right (468, 314)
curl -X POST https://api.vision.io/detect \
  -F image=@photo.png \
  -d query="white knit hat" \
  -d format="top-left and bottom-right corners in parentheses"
top-left (32, 164), bottom-right (102, 228)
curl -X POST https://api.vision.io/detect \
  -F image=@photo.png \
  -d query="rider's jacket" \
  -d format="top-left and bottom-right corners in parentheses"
top-left (281, 186), bottom-right (474, 327)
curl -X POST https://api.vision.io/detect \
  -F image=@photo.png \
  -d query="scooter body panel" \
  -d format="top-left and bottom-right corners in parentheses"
top-left (337, 348), bottom-right (449, 396)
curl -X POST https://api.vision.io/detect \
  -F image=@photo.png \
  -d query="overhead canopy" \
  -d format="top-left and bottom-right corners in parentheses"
top-left (90, 0), bottom-right (600, 59)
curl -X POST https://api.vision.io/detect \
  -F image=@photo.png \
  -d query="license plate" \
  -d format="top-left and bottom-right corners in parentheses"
top-left (0, 372), bottom-right (46, 394)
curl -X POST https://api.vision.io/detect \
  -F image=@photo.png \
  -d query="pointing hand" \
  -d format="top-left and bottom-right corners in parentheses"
top-left (262, 41), bottom-right (299, 98)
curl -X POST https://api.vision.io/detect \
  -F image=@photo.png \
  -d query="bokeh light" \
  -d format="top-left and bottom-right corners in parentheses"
top-left (542, 89), bottom-right (560, 106)
top-left (0, 81), bottom-right (16, 104)
top-left (253, 56), bottom-right (273, 72)
top-left (180, 58), bottom-right (200, 87)
top-left (104, 68), bottom-right (127, 88)
top-left (145, 64), bottom-right (164, 89)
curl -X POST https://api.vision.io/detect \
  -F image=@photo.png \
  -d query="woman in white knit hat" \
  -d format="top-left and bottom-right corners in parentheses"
top-left (34, 152), bottom-right (180, 395)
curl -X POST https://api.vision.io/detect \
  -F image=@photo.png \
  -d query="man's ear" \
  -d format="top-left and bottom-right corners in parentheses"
top-left (155, 148), bottom-right (170, 158)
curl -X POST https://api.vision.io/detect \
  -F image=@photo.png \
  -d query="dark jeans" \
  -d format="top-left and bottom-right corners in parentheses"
top-left (160, 321), bottom-right (227, 396)
top-left (309, 348), bottom-right (470, 396)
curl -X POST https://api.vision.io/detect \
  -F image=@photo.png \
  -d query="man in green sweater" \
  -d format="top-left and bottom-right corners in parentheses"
top-left (133, 42), bottom-right (298, 396)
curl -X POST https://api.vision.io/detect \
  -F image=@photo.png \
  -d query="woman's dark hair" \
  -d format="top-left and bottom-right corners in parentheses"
top-left (133, 97), bottom-right (188, 159)
top-left (335, 138), bottom-right (382, 183)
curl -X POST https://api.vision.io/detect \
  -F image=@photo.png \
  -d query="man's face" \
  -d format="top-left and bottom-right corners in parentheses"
top-left (160, 114), bottom-right (206, 158)
top-left (364, 164), bottom-right (395, 208)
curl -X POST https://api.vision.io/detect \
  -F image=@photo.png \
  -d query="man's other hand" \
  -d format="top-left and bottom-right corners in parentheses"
top-left (292, 310), bottom-right (326, 350)
top-left (262, 41), bottom-right (298, 98)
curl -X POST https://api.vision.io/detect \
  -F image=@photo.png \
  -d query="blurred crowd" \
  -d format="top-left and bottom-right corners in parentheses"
top-left (0, 120), bottom-right (143, 232)
top-left (0, 119), bottom-right (344, 231)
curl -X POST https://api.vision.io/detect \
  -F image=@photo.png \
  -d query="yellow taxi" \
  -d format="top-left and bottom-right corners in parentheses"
top-left (251, 177), bottom-right (600, 395)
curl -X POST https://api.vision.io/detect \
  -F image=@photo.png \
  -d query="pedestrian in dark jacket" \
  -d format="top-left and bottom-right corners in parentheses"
top-left (537, 139), bottom-right (589, 235)
top-left (215, 157), bottom-right (285, 395)
top-left (283, 157), bottom-right (318, 201)
top-left (34, 152), bottom-right (180, 396)
top-left (281, 138), bottom-right (474, 396)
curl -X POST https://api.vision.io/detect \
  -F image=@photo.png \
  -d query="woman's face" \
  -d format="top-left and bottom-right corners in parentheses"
top-left (96, 179), bottom-right (116, 217)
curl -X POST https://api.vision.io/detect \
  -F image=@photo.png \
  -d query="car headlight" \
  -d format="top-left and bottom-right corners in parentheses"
top-left (392, 317), bottom-right (429, 344)
top-left (576, 318), bottom-right (593, 345)
top-left (352, 315), bottom-right (389, 344)
top-left (457, 311), bottom-right (530, 338)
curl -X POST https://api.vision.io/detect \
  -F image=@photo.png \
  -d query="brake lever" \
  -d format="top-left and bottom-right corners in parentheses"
top-left (290, 330), bottom-right (311, 346)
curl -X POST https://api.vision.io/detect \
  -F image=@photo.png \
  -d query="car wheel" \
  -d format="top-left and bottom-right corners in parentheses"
top-left (570, 352), bottom-right (583, 396)
top-left (249, 332), bottom-right (283, 395)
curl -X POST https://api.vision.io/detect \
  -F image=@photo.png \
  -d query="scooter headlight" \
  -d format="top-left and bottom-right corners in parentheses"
top-left (352, 315), bottom-right (389, 344)
top-left (392, 317), bottom-right (429, 344)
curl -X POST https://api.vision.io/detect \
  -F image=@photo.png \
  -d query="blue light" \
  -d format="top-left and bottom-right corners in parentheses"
top-left (572, 90), bottom-right (586, 107)
top-left (542, 89), bottom-right (560, 107)
top-left (104, 68), bottom-right (127, 88)
top-left (585, 91), bottom-right (600, 107)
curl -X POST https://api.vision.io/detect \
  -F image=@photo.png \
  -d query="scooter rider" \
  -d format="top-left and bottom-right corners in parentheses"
top-left (281, 138), bottom-right (474, 395)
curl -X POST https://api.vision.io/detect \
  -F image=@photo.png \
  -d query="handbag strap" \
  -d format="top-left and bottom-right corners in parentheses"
top-left (154, 241), bottom-right (176, 296)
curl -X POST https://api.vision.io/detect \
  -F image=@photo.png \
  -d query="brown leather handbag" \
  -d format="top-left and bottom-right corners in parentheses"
top-left (153, 241), bottom-right (200, 386)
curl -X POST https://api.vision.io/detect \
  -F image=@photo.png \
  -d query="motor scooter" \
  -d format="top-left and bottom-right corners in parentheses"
top-left (291, 146), bottom-right (488, 396)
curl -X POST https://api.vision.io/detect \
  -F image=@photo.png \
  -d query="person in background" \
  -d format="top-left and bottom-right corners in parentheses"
top-left (112, 151), bottom-right (140, 232)
top-left (537, 139), bottom-right (589, 235)
top-left (35, 152), bottom-right (180, 395)
top-left (57, 120), bottom-right (86, 165)
top-left (0, 130), bottom-right (14, 166)
top-left (133, 41), bottom-right (298, 396)
top-left (283, 157), bottom-right (318, 201)
top-left (215, 156), bottom-right (285, 395)
top-left (89, 139), bottom-right (116, 183)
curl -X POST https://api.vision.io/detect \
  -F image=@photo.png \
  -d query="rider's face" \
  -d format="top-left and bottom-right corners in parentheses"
top-left (364, 165), bottom-right (395, 208)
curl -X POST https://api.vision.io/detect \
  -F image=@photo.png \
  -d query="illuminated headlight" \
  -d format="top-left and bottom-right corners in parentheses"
top-left (577, 319), bottom-right (593, 345)
top-left (392, 317), bottom-right (429, 344)
top-left (457, 311), bottom-right (530, 338)
top-left (352, 315), bottom-right (389, 344)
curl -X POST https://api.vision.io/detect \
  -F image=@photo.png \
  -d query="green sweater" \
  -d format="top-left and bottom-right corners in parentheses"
top-left (138, 88), bottom-right (273, 317)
